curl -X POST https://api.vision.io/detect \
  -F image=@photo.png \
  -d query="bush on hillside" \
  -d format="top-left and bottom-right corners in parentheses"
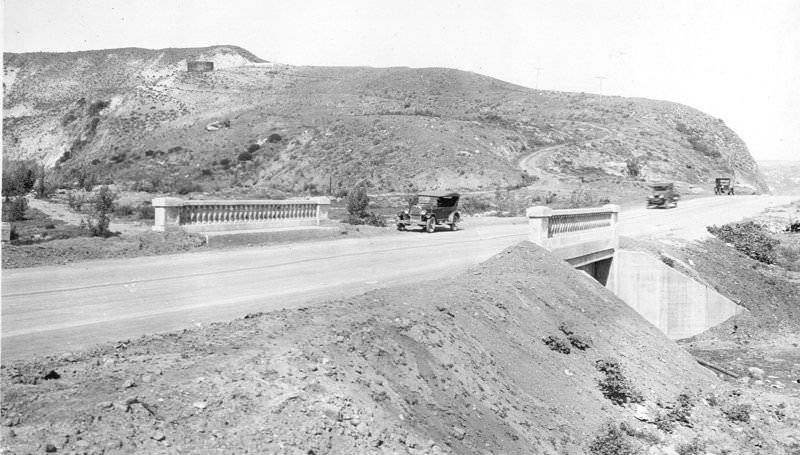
top-left (625, 157), bottom-right (642, 178)
top-left (594, 359), bottom-right (644, 406)
top-left (722, 404), bottom-right (751, 423)
top-left (707, 221), bottom-right (778, 264)
top-left (238, 151), bottom-right (253, 161)
top-left (588, 422), bottom-right (638, 455)
top-left (2, 160), bottom-right (37, 199)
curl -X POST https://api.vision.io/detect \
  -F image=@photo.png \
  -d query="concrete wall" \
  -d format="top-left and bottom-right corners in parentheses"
top-left (608, 250), bottom-right (745, 340)
top-left (187, 61), bottom-right (214, 72)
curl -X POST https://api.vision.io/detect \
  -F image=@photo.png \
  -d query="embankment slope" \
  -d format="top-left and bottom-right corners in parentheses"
top-left (2, 242), bottom-right (796, 453)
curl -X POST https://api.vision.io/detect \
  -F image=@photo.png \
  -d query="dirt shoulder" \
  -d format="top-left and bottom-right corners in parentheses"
top-left (3, 242), bottom-right (798, 454)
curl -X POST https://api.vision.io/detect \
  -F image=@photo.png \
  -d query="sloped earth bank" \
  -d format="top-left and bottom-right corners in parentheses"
top-left (2, 243), bottom-right (799, 454)
top-left (623, 234), bottom-right (800, 400)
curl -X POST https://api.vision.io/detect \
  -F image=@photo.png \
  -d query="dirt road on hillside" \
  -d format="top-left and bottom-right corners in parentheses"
top-left (2, 195), bottom-right (796, 360)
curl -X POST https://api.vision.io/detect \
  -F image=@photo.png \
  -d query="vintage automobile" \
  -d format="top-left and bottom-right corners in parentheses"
top-left (646, 182), bottom-right (680, 209)
top-left (714, 177), bottom-right (734, 195)
top-left (396, 192), bottom-right (461, 233)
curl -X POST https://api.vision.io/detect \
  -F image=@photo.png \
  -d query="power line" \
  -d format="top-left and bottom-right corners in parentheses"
top-left (595, 76), bottom-right (607, 95)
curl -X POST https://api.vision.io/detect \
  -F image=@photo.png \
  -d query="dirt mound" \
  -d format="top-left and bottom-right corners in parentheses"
top-left (2, 242), bottom-right (798, 453)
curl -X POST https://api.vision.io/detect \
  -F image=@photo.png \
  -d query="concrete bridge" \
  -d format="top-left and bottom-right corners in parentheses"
top-left (526, 205), bottom-right (744, 339)
top-left (526, 205), bottom-right (619, 285)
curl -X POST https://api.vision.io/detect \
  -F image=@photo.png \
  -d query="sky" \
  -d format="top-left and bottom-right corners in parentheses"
top-left (3, 0), bottom-right (799, 161)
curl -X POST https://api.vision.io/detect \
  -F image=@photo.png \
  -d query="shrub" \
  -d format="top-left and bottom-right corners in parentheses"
top-left (68, 192), bottom-right (86, 211)
top-left (2, 160), bottom-right (37, 199)
top-left (676, 438), bottom-right (706, 455)
top-left (200, 168), bottom-right (213, 177)
top-left (237, 151), bottom-right (253, 161)
top-left (2, 197), bottom-right (28, 221)
top-left (722, 404), bottom-right (751, 423)
top-left (558, 323), bottom-right (592, 350)
top-left (707, 221), bottom-right (778, 264)
top-left (346, 184), bottom-right (369, 217)
top-left (625, 157), bottom-right (642, 178)
top-left (88, 100), bottom-right (109, 116)
top-left (177, 182), bottom-right (203, 195)
top-left (654, 392), bottom-right (694, 433)
top-left (247, 143), bottom-right (261, 153)
top-left (136, 203), bottom-right (155, 220)
top-left (114, 204), bottom-right (135, 217)
top-left (219, 158), bottom-right (231, 167)
top-left (542, 335), bottom-right (571, 354)
top-left (588, 422), bottom-right (637, 455)
top-left (594, 359), bottom-right (644, 405)
top-left (89, 186), bottom-right (117, 237)
top-left (268, 133), bottom-right (282, 143)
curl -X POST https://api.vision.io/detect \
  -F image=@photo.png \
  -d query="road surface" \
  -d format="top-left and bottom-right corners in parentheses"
top-left (2, 195), bottom-right (796, 360)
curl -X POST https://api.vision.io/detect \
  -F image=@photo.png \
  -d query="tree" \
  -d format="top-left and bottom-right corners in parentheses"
top-left (88, 185), bottom-right (117, 237)
top-left (625, 157), bottom-right (642, 178)
top-left (346, 182), bottom-right (369, 217)
top-left (2, 159), bottom-right (36, 200)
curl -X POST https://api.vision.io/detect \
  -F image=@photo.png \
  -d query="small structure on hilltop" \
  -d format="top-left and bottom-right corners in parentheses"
top-left (187, 61), bottom-right (214, 72)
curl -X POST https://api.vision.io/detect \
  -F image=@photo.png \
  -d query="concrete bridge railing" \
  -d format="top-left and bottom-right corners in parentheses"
top-left (152, 197), bottom-right (331, 232)
top-left (527, 204), bottom-right (619, 265)
top-left (527, 204), bottom-right (619, 283)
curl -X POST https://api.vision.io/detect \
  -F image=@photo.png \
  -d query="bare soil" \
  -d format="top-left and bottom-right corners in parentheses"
top-left (2, 243), bottom-right (799, 454)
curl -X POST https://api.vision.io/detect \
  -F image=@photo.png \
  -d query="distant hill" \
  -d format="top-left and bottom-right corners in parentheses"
top-left (758, 160), bottom-right (800, 195)
top-left (3, 45), bottom-right (768, 196)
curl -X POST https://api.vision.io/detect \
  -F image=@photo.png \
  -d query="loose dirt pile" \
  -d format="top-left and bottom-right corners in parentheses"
top-left (2, 243), bottom-right (799, 454)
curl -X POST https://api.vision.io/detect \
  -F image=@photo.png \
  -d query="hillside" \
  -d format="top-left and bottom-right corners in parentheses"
top-left (3, 242), bottom-right (797, 454)
top-left (759, 160), bottom-right (800, 195)
top-left (3, 45), bottom-right (768, 196)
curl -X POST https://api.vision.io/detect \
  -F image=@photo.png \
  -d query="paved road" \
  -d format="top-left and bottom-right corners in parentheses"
top-left (2, 195), bottom-right (796, 360)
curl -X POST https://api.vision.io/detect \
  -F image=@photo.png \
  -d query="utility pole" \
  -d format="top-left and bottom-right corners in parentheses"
top-left (535, 67), bottom-right (543, 90)
top-left (595, 76), bottom-right (607, 95)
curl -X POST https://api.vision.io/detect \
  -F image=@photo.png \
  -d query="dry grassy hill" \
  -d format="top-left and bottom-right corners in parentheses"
top-left (3, 45), bottom-right (768, 197)
top-left (759, 160), bottom-right (800, 195)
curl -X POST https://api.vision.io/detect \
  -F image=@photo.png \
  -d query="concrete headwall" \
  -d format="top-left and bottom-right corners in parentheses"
top-left (187, 61), bottom-right (214, 72)
top-left (608, 250), bottom-right (746, 340)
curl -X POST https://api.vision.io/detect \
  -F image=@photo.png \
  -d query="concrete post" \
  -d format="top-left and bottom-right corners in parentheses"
top-left (1, 222), bottom-right (11, 242)
top-left (602, 204), bottom-right (620, 249)
top-left (526, 206), bottom-right (552, 247)
top-left (314, 197), bottom-right (331, 225)
top-left (152, 197), bottom-right (185, 232)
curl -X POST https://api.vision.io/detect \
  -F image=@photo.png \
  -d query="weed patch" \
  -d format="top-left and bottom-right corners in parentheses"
top-left (707, 221), bottom-right (778, 264)
top-left (594, 359), bottom-right (644, 405)
top-left (542, 335), bottom-right (571, 354)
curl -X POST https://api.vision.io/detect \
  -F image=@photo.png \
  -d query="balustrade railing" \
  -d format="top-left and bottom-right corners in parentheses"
top-left (526, 205), bottom-right (619, 262)
top-left (152, 197), bottom-right (331, 232)
top-left (548, 211), bottom-right (613, 237)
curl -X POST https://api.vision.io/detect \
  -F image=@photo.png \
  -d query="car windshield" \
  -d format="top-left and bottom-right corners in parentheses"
top-left (652, 186), bottom-right (671, 192)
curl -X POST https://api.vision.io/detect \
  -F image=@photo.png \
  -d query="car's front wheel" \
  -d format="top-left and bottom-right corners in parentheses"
top-left (397, 223), bottom-right (405, 231)
top-left (426, 217), bottom-right (436, 233)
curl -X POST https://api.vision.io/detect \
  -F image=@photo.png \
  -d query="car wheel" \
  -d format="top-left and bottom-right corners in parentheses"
top-left (450, 215), bottom-right (459, 231)
top-left (397, 224), bottom-right (405, 231)
top-left (426, 217), bottom-right (436, 233)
